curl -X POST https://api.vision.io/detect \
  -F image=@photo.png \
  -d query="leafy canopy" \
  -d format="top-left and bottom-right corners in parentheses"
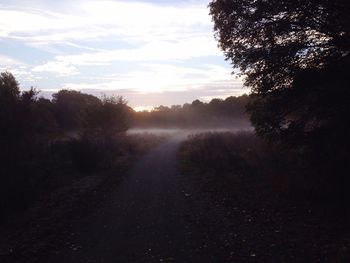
top-left (210, 0), bottom-right (350, 145)
top-left (210, 0), bottom-right (349, 93)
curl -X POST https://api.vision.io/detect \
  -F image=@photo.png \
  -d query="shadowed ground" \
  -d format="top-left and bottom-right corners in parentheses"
top-left (42, 133), bottom-right (350, 263)
top-left (49, 137), bottom-right (219, 262)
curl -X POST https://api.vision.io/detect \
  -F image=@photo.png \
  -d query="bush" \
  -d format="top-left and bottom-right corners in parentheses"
top-left (180, 132), bottom-right (265, 177)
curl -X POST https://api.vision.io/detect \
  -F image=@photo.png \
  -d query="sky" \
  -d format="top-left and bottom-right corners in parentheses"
top-left (0, 0), bottom-right (248, 110)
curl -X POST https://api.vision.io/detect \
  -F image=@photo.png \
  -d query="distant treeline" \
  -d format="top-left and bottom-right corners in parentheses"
top-left (131, 95), bottom-right (251, 128)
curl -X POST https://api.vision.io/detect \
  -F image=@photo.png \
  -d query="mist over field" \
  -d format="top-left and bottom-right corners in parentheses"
top-left (128, 126), bottom-right (254, 140)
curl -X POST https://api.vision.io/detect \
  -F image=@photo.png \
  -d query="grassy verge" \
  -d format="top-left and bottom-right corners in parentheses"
top-left (179, 132), bottom-right (284, 200)
top-left (178, 131), bottom-right (350, 261)
top-left (178, 131), bottom-right (350, 210)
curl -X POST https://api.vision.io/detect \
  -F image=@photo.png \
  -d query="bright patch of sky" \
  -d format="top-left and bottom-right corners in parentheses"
top-left (0, 0), bottom-right (248, 109)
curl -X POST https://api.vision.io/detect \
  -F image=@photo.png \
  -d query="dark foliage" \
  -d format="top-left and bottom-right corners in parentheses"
top-left (0, 72), bottom-right (132, 213)
top-left (52, 90), bottom-right (102, 132)
top-left (210, 0), bottom-right (350, 195)
top-left (209, 0), bottom-right (350, 147)
top-left (83, 96), bottom-right (130, 139)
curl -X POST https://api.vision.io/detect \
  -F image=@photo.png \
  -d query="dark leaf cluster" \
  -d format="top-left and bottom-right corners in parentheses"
top-left (210, 0), bottom-right (350, 151)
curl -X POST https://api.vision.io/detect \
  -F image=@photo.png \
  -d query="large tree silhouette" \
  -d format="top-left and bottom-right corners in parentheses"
top-left (210, 0), bottom-right (350, 147)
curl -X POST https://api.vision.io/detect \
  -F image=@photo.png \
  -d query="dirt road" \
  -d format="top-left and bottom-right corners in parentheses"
top-left (49, 137), bottom-right (220, 262)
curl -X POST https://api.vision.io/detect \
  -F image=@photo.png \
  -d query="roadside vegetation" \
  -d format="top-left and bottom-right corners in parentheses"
top-left (179, 132), bottom-right (348, 206)
top-left (196, 0), bottom-right (350, 207)
top-left (0, 72), bottom-right (164, 216)
top-left (178, 132), bottom-right (350, 261)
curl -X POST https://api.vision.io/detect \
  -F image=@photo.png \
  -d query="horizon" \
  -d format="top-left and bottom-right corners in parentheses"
top-left (0, 0), bottom-right (249, 109)
top-left (37, 89), bottom-right (249, 112)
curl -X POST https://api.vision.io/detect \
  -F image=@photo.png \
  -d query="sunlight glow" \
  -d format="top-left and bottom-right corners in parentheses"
top-left (0, 0), bottom-right (246, 107)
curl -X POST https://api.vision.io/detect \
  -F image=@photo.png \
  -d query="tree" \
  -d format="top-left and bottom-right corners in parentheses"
top-left (0, 73), bottom-right (55, 178)
top-left (0, 72), bottom-right (20, 101)
top-left (82, 96), bottom-right (130, 139)
top-left (52, 90), bottom-right (101, 132)
top-left (209, 0), bottom-right (350, 146)
top-left (0, 72), bottom-right (21, 141)
top-left (98, 96), bottom-right (130, 136)
top-left (0, 73), bottom-right (41, 142)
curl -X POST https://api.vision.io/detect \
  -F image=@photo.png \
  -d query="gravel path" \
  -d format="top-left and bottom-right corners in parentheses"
top-left (48, 137), bottom-right (221, 262)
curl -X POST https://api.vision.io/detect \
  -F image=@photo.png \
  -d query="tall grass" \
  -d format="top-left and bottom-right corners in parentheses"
top-left (178, 131), bottom-right (347, 206)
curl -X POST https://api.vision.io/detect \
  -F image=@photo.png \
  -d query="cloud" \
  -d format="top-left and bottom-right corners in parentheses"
top-left (32, 61), bottom-right (79, 76)
top-left (0, 54), bottom-right (22, 66)
top-left (2, 1), bottom-right (220, 77)
top-left (0, 55), bottom-right (39, 82)
top-left (0, 1), bottom-right (247, 108)
top-left (32, 37), bottom-right (220, 75)
top-left (0, 1), bottom-right (212, 45)
top-left (59, 63), bottom-right (236, 91)
top-left (59, 38), bottom-right (219, 63)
